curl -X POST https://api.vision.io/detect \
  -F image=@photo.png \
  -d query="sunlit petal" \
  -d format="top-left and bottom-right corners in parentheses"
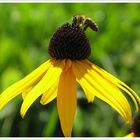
top-left (86, 60), bottom-right (140, 112)
top-left (82, 86), bottom-right (95, 103)
top-left (57, 65), bottom-right (77, 137)
top-left (40, 80), bottom-right (58, 105)
top-left (0, 60), bottom-right (51, 110)
top-left (20, 60), bottom-right (65, 118)
top-left (22, 87), bottom-right (32, 100)
top-left (72, 61), bottom-right (132, 123)
top-left (79, 60), bottom-right (132, 120)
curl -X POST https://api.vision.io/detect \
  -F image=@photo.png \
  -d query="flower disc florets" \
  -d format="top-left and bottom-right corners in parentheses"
top-left (48, 23), bottom-right (91, 60)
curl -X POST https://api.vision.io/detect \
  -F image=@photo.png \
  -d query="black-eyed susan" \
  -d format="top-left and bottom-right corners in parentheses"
top-left (0, 15), bottom-right (140, 137)
top-left (125, 113), bottom-right (140, 137)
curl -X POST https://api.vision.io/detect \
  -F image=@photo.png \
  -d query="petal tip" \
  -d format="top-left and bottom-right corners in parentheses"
top-left (40, 100), bottom-right (46, 105)
top-left (63, 131), bottom-right (71, 137)
top-left (20, 110), bottom-right (25, 119)
top-left (20, 105), bottom-right (27, 119)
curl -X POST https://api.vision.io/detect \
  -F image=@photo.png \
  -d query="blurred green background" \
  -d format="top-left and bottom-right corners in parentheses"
top-left (0, 3), bottom-right (140, 137)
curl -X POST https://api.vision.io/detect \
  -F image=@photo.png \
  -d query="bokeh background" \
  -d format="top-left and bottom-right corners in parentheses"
top-left (0, 3), bottom-right (140, 137)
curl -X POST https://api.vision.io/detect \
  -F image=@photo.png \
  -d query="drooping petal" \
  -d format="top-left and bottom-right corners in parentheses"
top-left (57, 64), bottom-right (77, 137)
top-left (72, 60), bottom-right (133, 123)
top-left (82, 86), bottom-right (95, 103)
top-left (40, 80), bottom-right (58, 105)
top-left (86, 60), bottom-right (140, 112)
top-left (79, 62), bottom-right (131, 120)
top-left (0, 60), bottom-right (51, 110)
top-left (22, 87), bottom-right (32, 100)
top-left (20, 60), bottom-right (65, 118)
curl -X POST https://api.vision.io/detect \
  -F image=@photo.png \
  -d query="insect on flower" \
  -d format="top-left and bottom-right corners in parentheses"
top-left (72, 15), bottom-right (98, 31)
top-left (0, 15), bottom-right (140, 137)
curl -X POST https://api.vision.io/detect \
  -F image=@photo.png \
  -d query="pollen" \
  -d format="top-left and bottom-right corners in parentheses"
top-left (48, 23), bottom-right (91, 60)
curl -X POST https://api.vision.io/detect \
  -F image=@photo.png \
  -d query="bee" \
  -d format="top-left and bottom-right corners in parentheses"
top-left (72, 15), bottom-right (99, 32)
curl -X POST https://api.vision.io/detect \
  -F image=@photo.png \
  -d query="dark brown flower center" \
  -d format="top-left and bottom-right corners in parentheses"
top-left (132, 113), bottom-right (140, 137)
top-left (48, 23), bottom-right (91, 60)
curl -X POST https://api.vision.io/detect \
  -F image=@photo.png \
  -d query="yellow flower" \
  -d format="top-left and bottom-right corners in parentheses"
top-left (0, 15), bottom-right (140, 137)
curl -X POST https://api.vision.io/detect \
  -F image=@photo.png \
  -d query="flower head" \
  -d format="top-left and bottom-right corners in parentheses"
top-left (0, 15), bottom-right (140, 137)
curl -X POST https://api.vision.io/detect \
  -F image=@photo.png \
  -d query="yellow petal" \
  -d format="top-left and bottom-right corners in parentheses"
top-left (124, 132), bottom-right (135, 137)
top-left (86, 60), bottom-right (140, 112)
top-left (80, 61), bottom-right (132, 121)
top-left (22, 87), bottom-right (32, 100)
top-left (0, 60), bottom-right (51, 110)
top-left (72, 61), bottom-right (132, 123)
top-left (82, 86), bottom-right (95, 103)
top-left (57, 65), bottom-right (77, 137)
top-left (40, 80), bottom-right (58, 105)
top-left (20, 60), bottom-right (65, 118)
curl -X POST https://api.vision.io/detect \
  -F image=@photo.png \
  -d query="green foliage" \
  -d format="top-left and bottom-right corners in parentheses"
top-left (0, 3), bottom-right (140, 137)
